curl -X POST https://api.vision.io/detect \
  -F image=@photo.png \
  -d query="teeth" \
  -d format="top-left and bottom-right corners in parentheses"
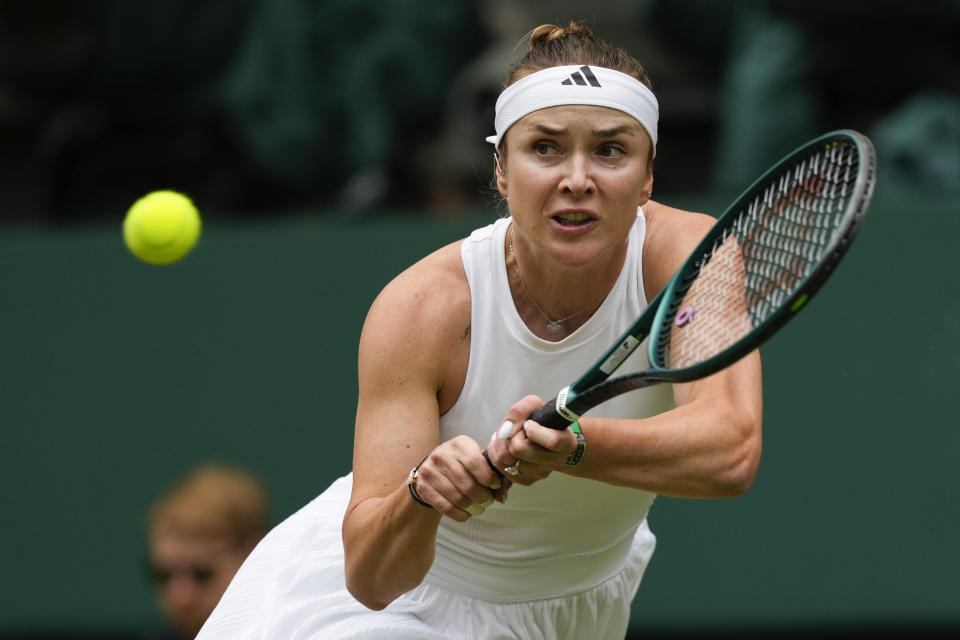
top-left (556, 212), bottom-right (590, 223)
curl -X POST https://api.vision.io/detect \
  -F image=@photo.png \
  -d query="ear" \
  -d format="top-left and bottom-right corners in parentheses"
top-left (640, 170), bottom-right (654, 204)
top-left (494, 153), bottom-right (508, 199)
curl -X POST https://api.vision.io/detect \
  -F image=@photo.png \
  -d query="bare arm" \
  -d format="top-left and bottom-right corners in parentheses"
top-left (341, 244), bottom-right (504, 610)
top-left (489, 203), bottom-right (763, 498)
top-left (566, 353), bottom-right (762, 497)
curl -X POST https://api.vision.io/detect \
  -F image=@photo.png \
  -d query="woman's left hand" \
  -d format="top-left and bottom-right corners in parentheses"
top-left (486, 395), bottom-right (579, 486)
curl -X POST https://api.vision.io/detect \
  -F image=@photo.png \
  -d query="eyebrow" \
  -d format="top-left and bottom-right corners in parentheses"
top-left (593, 125), bottom-right (637, 138)
top-left (533, 124), bottom-right (567, 136)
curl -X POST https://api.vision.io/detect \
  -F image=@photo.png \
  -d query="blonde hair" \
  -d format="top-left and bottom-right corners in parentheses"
top-left (148, 462), bottom-right (269, 543)
top-left (506, 21), bottom-right (652, 91)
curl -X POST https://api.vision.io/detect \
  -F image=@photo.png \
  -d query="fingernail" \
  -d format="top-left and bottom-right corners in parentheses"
top-left (497, 421), bottom-right (515, 439)
top-left (490, 478), bottom-right (502, 490)
top-left (491, 430), bottom-right (498, 442)
top-left (466, 496), bottom-right (495, 516)
top-left (523, 420), bottom-right (534, 433)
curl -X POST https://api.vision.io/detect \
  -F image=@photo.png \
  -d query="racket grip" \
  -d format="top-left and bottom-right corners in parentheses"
top-left (482, 396), bottom-right (573, 479)
top-left (530, 397), bottom-right (575, 430)
top-left (483, 450), bottom-right (504, 481)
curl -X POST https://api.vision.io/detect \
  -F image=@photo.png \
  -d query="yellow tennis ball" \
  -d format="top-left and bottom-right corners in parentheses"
top-left (123, 190), bottom-right (201, 265)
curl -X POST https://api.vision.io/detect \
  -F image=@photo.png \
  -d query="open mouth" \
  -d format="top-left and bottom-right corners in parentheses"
top-left (551, 211), bottom-right (596, 232)
top-left (552, 211), bottom-right (595, 227)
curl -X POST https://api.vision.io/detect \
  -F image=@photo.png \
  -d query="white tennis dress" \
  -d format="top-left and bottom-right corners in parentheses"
top-left (198, 211), bottom-right (674, 640)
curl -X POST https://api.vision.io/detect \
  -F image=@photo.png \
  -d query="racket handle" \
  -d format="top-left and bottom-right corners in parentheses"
top-left (482, 450), bottom-right (504, 481)
top-left (530, 397), bottom-right (575, 430)
top-left (481, 396), bottom-right (574, 479)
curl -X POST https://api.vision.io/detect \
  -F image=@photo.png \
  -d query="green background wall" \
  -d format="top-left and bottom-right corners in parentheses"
top-left (1, 197), bottom-right (958, 636)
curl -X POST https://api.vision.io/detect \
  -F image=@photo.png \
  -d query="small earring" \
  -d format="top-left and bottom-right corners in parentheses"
top-left (647, 191), bottom-right (653, 198)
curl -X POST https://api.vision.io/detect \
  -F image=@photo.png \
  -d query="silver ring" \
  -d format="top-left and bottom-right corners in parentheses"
top-left (504, 461), bottom-right (521, 477)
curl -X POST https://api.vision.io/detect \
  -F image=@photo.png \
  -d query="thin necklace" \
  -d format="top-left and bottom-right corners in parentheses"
top-left (508, 227), bottom-right (607, 333)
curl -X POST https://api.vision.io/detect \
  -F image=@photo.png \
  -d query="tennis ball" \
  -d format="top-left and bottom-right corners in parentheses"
top-left (123, 190), bottom-right (201, 265)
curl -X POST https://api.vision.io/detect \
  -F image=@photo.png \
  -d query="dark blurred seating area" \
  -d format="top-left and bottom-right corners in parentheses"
top-left (0, 0), bottom-right (958, 224)
top-left (0, 0), bottom-right (487, 222)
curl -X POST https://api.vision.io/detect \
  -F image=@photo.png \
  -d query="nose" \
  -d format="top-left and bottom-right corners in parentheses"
top-left (558, 153), bottom-right (595, 197)
top-left (165, 572), bottom-right (200, 608)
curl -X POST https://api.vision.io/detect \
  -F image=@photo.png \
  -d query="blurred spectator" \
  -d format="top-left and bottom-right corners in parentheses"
top-left (0, 0), bottom-right (250, 221)
top-left (217, 0), bottom-right (486, 213)
top-left (2, 1), bottom-right (959, 222)
top-left (0, 0), bottom-right (487, 222)
top-left (143, 462), bottom-right (270, 640)
top-left (713, 0), bottom-right (960, 190)
top-left (871, 92), bottom-right (960, 198)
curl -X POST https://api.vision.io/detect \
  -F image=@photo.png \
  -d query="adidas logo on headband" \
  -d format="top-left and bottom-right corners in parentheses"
top-left (560, 65), bottom-right (602, 88)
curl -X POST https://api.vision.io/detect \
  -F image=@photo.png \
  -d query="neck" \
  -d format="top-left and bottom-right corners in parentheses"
top-left (506, 225), bottom-right (624, 338)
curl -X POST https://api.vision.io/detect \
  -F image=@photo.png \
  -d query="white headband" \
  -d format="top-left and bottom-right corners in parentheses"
top-left (486, 64), bottom-right (659, 156)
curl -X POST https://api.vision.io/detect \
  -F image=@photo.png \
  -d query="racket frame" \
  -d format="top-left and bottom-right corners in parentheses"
top-left (542, 129), bottom-right (876, 430)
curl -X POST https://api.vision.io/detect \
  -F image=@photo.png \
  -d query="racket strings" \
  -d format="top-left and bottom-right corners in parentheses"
top-left (660, 141), bottom-right (861, 370)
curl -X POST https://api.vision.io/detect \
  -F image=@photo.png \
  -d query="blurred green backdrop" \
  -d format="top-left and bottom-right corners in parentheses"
top-left (2, 0), bottom-right (959, 637)
top-left (2, 195), bottom-right (957, 637)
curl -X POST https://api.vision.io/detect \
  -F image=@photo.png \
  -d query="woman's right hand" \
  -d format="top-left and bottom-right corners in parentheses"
top-left (412, 436), bottom-right (511, 522)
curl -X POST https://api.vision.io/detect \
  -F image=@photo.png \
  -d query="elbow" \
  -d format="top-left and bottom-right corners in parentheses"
top-left (345, 576), bottom-right (393, 611)
top-left (719, 447), bottom-right (760, 497)
top-left (715, 415), bottom-right (763, 498)
top-left (344, 561), bottom-right (409, 611)
top-left (342, 505), bottom-right (436, 611)
top-left (342, 513), bottom-right (403, 611)
top-left (343, 553), bottom-right (428, 612)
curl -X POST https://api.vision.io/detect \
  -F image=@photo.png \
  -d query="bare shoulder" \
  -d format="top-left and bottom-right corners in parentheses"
top-left (352, 240), bottom-right (471, 501)
top-left (642, 201), bottom-right (717, 298)
top-left (359, 240), bottom-right (471, 392)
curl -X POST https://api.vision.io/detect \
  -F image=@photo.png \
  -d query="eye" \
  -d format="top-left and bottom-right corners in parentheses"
top-left (533, 141), bottom-right (560, 156)
top-left (192, 566), bottom-right (215, 583)
top-left (597, 144), bottom-right (626, 158)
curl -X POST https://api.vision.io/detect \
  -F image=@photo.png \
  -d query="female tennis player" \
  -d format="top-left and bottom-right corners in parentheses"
top-left (198, 21), bottom-right (762, 639)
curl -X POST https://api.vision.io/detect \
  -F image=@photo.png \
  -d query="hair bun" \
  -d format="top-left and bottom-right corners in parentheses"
top-left (529, 21), bottom-right (594, 49)
top-left (504, 20), bottom-right (652, 99)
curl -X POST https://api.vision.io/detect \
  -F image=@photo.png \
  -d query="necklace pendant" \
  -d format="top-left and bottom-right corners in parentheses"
top-left (546, 320), bottom-right (563, 333)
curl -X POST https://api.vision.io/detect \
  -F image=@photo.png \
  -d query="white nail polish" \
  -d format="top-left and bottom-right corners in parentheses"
top-left (497, 421), bottom-right (515, 439)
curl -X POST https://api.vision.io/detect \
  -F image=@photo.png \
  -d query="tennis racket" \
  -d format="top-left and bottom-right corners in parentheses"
top-left (490, 129), bottom-right (875, 453)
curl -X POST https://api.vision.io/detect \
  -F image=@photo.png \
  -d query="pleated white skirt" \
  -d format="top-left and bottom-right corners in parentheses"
top-left (197, 474), bottom-right (654, 640)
